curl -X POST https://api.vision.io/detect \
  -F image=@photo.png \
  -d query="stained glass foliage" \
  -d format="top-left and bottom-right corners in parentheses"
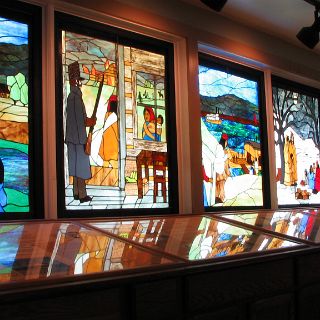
top-left (273, 84), bottom-right (320, 206)
top-left (199, 64), bottom-right (263, 208)
top-left (61, 30), bottom-right (169, 211)
top-left (0, 17), bottom-right (29, 213)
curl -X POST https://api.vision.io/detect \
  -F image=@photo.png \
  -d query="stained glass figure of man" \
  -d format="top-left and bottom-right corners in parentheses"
top-left (65, 61), bottom-right (96, 203)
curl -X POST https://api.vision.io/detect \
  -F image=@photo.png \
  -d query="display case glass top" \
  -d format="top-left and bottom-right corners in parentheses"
top-left (89, 215), bottom-right (301, 261)
top-left (0, 221), bottom-right (178, 285)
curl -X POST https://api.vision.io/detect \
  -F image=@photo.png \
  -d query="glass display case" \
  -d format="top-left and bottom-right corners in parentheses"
top-left (0, 211), bottom-right (313, 289)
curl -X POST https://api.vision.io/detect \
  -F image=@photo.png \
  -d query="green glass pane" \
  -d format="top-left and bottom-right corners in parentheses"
top-left (7, 76), bottom-right (15, 86)
top-left (16, 72), bottom-right (25, 88)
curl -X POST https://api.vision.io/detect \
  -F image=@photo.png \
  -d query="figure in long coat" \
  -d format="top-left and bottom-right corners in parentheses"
top-left (65, 61), bottom-right (96, 203)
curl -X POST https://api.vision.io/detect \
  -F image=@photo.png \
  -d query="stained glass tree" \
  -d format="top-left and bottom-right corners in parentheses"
top-left (273, 80), bottom-right (320, 206)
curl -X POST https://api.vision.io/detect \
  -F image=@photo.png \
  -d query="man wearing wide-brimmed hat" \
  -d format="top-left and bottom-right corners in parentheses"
top-left (65, 61), bottom-right (96, 203)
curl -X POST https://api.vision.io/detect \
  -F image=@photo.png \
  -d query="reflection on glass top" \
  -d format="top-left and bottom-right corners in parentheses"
top-left (0, 222), bottom-right (177, 285)
top-left (89, 215), bottom-right (299, 261)
top-left (220, 209), bottom-right (320, 243)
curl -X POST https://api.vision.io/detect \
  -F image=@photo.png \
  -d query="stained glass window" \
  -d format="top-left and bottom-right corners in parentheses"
top-left (0, 3), bottom-right (42, 218)
top-left (272, 77), bottom-right (320, 206)
top-left (199, 55), bottom-right (268, 209)
top-left (56, 13), bottom-right (177, 216)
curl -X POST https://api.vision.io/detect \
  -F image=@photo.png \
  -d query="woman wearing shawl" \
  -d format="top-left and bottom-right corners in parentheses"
top-left (142, 107), bottom-right (157, 141)
top-left (99, 95), bottom-right (119, 169)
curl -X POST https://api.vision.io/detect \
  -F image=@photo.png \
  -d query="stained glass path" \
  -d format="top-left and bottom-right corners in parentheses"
top-left (65, 183), bottom-right (169, 210)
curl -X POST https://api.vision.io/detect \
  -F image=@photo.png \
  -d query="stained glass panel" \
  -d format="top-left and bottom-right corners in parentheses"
top-left (57, 18), bottom-right (175, 215)
top-left (0, 17), bottom-right (29, 213)
top-left (273, 81), bottom-right (320, 206)
top-left (199, 61), bottom-right (264, 208)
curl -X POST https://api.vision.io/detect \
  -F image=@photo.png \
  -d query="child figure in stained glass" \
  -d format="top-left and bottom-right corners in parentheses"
top-left (155, 115), bottom-right (163, 141)
top-left (307, 165), bottom-right (315, 191)
top-left (0, 158), bottom-right (7, 213)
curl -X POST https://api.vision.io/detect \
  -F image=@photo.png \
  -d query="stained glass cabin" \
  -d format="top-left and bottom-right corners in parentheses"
top-left (61, 30), bottom-right (169, 211)
top-left (199, 61), bottom-right (264, 208)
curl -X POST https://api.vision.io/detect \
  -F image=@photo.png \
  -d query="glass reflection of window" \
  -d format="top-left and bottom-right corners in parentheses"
top-left (74, 231), bottom-right (115, 274)
top-left (47, 224), bottom-right (126, 276)
top-left (272, 82), bottom-right (320, 206)
top-left (189, 217), bottom-right (295, 260)
top-left (0, 225), bottom-right (23, 280)
top-left (59, 28), bottom-right (171, 212)
top-left (90, 219), bottom-right (165, 245)
top-left (199, 64), bottom-right (263, 208)
top-left (222, 213), bottom-right (258, 226)
top-left (189, 217), bottom-right (253, 260)
top-left (0, 17), bottom-right (29, 213)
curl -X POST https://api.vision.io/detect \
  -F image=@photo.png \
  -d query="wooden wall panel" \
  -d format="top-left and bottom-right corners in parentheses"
top-left (134, 278), bottom-right (182, 320)
top-left (2, 287), bottom-right (122, 320)
top-left (191, 305), bottom-right (245, 320)
top-left (187, 259), bottom-right (293, 313)
top-left (298, 283), bottom-right (320, 320)
top-left (250, 294), bottom-right (294, 320)
top-left (296, 250), bottom-right (320, 287)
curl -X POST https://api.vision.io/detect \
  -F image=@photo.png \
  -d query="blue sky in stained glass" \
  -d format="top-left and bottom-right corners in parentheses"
top-left (0, 17), bottom-right (28, 45)
top-left (199, 65), bottom-right (259, 106)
